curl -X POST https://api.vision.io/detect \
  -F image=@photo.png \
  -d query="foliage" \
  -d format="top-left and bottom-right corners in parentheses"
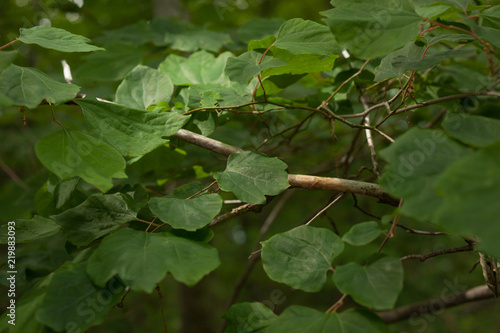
top-left (1, 0), bottom-right (500, 332)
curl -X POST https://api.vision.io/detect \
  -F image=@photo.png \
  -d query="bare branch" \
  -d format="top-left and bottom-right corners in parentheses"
top-left (173, 128), bottom-right (399, 206)
top-left (287, 174), bottom-right (398, 206)
top-left (377, 285), bottom-right (495, 324)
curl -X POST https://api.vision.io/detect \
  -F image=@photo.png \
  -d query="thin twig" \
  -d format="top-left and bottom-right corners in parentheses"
top-left (305, 193), bottom-right (344, 226)
top-left (396, 224), bottom-right (446, 235)
top-left (319, 59), bottom-right (371, 108)
top-left (325, 294), bottom-right (348, 313)
top-left (0, 158), bottom-right (30, 191)
top-left (401, 244), bottom-right (474, 262)
top-left (186, 180), bottom-right (217, 199)
top-left (378, 199), bottom-right (403, 253)
top-left (156, 285), bottom-right (168, 333)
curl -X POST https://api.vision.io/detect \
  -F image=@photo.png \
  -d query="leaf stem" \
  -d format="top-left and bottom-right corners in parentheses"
top-left (0, 39), bottom-right (19, 50)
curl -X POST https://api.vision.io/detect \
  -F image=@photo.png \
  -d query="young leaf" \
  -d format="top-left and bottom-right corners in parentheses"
top-left (442, 113), bottom-right (500, 148)
top-left (261, 225), bottom-right (344, 292)
top-left (51, 193), bottom-right (139, 246)
top-left (86, 228), bottom-right (220, 292)
top-left (0, 65), bottom-right (80, 108)
top-left (159, 50), bottom-right (233, 85)
top-left (0, 216), bottom-right (60, 244)
top-left (322, 0), bottom-right (421, 59)
top-left (342, 221), bottom-right (383, 246)
top-left (213, 151), bottom-right (289, 205)
top-left (78, 99), bottom-right (190, 158)
top-left (223, 302), bottom-right (277, 333)
top-left (333, 255), bottom-right (404, 310)
top-left (378, 128), bottom-right (472, 222)
top-left (115, 64), bottom-right (174, 109)
top-left (35, 128), bottom-right (127, 192)
top-left (149, 193), bottom-right (223, 231)
top-left (274, 18), bottom-right (340, 56)
top-left (434, 141), bottom-right (500, 257)
top-left (265, 306), bottom-right (386, 333)
top-left (18, 26), bottom-right (105, 52)
top-left (36, 262), bottom-right (125, 332)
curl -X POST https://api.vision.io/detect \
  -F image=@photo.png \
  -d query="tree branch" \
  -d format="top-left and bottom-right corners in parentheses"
top-left (173, 129), bottom-right (399, 206)
top-left (377, 285), bottom-right (495, 324)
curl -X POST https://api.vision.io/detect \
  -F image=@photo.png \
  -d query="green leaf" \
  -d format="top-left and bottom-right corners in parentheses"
top-left (184, 83), bottom-right (252, 108)
top-left (51, 193), bottom-right (138, 246)
top-left (225, 51), bottom-right (287, 85)
top-left (36, 262), bottom-right (125, 332)
top-left (342, 221), bottom-right (383, 246)
top-left (18, 26), bottom-right (104, 52)
top-left (263, 49), bottom-right (337, 77)
top-left (261, 225), bottom-right (344, 292)
top-left (434, 141), bottom-right (500, 257)
top-left (158, 50), bottom-right (233, 86)
top-left (0, 216), bottom-right (60, 244)
top-left (274, 18), bottom-right (339, 55)
top-left (390, 49), bottom-right (472, 71)
top-left (35, 176), bottom-right (81, 216)
top-left (214, 151), bottom-right (289, 205)
top-left (78, 99), bottom-right (190, 158)
top-left (333, 255), bottom-right (404, 310)
top-left (0, 50), bottom-right (17, 73)
top-left (35, 128), bottom-right (127, 192)
top-left (426, 33), bottom-right (475, 46)
top-left (116, 65), bottom-right (174, 109)
top-left (322, 0), bottom-right (421, 59)
top-left (149, 193), bottom-right (223, 231)
top-left (375, 42), bottom-right (425, 81)
top-left (480, 5), bottom-right (500, 30)
top-left (379, 128), bottom-right (472, 221)
top-left (74, 42), bottom-right (143, 81)
top-left (87, 228), bottom-right (220, 292)
top-left (0, 91), bottom-right (12, 108)
top-left (237, 17), bottom-right (284, 43)
top-left (442, 113), bottom-right (500, 148)
top-left (265, 306), bottom-right (387, 333)
top-left (223, 302), bottom-right (277, 333)
top-left (0, 65), bottom-right (80, 108)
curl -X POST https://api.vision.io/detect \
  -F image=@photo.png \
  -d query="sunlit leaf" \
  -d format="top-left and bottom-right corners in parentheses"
top-left (116, 64), bottom-right (174, 109)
